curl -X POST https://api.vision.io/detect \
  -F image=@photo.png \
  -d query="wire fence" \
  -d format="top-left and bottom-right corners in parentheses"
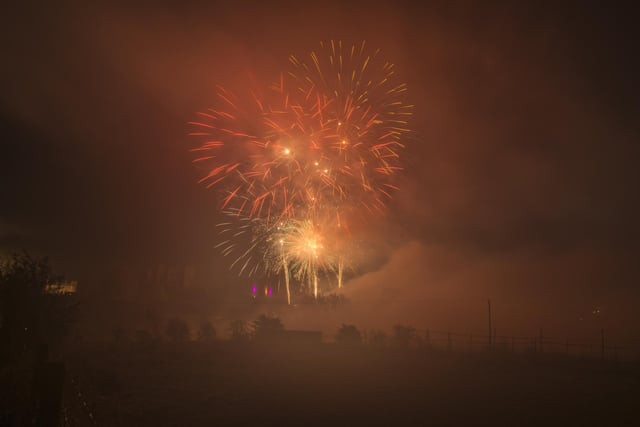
top-left (208, 315), bottom-right (640, 362)
top-left (375, 327), bottom-right (640, 362)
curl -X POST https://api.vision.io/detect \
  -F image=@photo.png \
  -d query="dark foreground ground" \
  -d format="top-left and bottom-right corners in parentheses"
top-left (54, 341), bottom-right (640, 426)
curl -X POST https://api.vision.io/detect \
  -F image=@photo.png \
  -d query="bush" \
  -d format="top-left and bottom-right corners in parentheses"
top-left (335, 324), bottom-right (362, 345)
top-left (228, 320), bottom-right (249, 342)
top-left (0, 251), bottom-right (73, 360)
top-left (165, 318), bottom-right (190, 342)
top-left (393, 324), bottom-right (417, 348)
top-left (369, 330), bottom-right (387, 346)
top-left (252, 314), bottom-right (284, 340)
top-left (320, 293), bottom-right (348, 308)
top-left (198, 320), bottom-right (216, 342)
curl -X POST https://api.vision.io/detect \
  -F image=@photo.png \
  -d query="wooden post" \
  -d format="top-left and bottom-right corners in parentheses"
top-left (539, 328), bottom-right (543, 354)
top-left (425, 329), bottom-right (431, 348)
top-left (469, 334), bottom-right (473, 352)
top-left (565, 339), bottom-right (569, 356)
top-left (511, 336), bottom-right (515, 353)
top-left (488, 299), bottom-right (492, 350)
top-left (447, 331), bottom-right (452, 352)
top-left (601, 328), bottom-right (605, 361)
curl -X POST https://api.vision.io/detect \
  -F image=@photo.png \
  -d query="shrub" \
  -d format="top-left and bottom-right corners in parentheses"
top-left (228, 320), bottom-right (249, 342)
top-left (335, 324), bottom-right (362, 345)
top-left (369, 330), bottom-right (387, 346)
top-left (165, 318), bottom-right (190, 342)
top-left (252, 314), bottom-right (284, 340)
top-left (198, 320), bottom-right (216, 342)
top-left (393, 324), bottom-right (417, 348)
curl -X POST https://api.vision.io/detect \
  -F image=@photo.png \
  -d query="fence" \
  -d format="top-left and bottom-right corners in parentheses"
top-left (382, 328), bottom-right (640, 361)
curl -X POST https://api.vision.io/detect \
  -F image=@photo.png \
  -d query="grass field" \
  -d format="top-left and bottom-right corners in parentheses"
top-left (62, 340), bottom-right (640, 426)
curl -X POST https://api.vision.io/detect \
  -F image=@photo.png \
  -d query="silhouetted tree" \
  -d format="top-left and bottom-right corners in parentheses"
top-left (0, 251), bottom-right (74, 361)
top-left (165, 318), bottom-right (189, 342)
top-left (369, 329), bottom-right (387, 347)
top-left (393, 324), bottom-right (417, 348)
top-left (320, 293), bottom-right (347, 309)
top-left (198, 320), bottom-right (216, 342)
top-left (335, 324), bottom-right (362, 345)
top-left (1, 252), bottom-right (76, 425)
top-left (228, 320), bottom-right (249, 342)
top-left (252, 314), bottom-right (284, 340)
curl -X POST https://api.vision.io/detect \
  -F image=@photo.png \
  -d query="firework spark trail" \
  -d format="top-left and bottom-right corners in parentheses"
top-left (277, 40), bottom-right (413, 219)
top-left (190, 41), bottom-right (412, 222)
top-left (189, 41), bottom-right (412, 300)
top-left (217, 210), bottom-right (353, 292)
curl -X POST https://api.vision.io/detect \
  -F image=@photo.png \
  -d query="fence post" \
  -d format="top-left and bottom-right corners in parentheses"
top-left (539, 328), bottom-right (543, 354)
top-left (425, 329), bottom-right (431, 349)
top-left (447, 331), bottom-right (452, 352)
top-left (488, 299), bottom-right (492, 350)
top-left (511, 336), bottom-right (515, 353)
top-left (601, 329), bottom-right (605, 361)
top-left (565, 339), bottom-right (569, 356)
top-left (469, 334), bottom-right (473, 353)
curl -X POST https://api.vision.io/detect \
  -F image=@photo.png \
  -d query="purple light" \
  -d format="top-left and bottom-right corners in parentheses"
top-left (252, 285), bottom-right (257, 294)
top-left (268, 287), bottom-right (273, 296)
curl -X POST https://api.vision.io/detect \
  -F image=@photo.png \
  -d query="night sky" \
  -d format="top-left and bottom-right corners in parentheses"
top-left (1, 2), bottom-right (639, 336)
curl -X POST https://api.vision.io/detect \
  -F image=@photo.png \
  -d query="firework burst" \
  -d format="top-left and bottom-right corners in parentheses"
top-left (189, 41), bottom-right (411, 301)
top-left (283, 40), bottom-right (413, 215)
